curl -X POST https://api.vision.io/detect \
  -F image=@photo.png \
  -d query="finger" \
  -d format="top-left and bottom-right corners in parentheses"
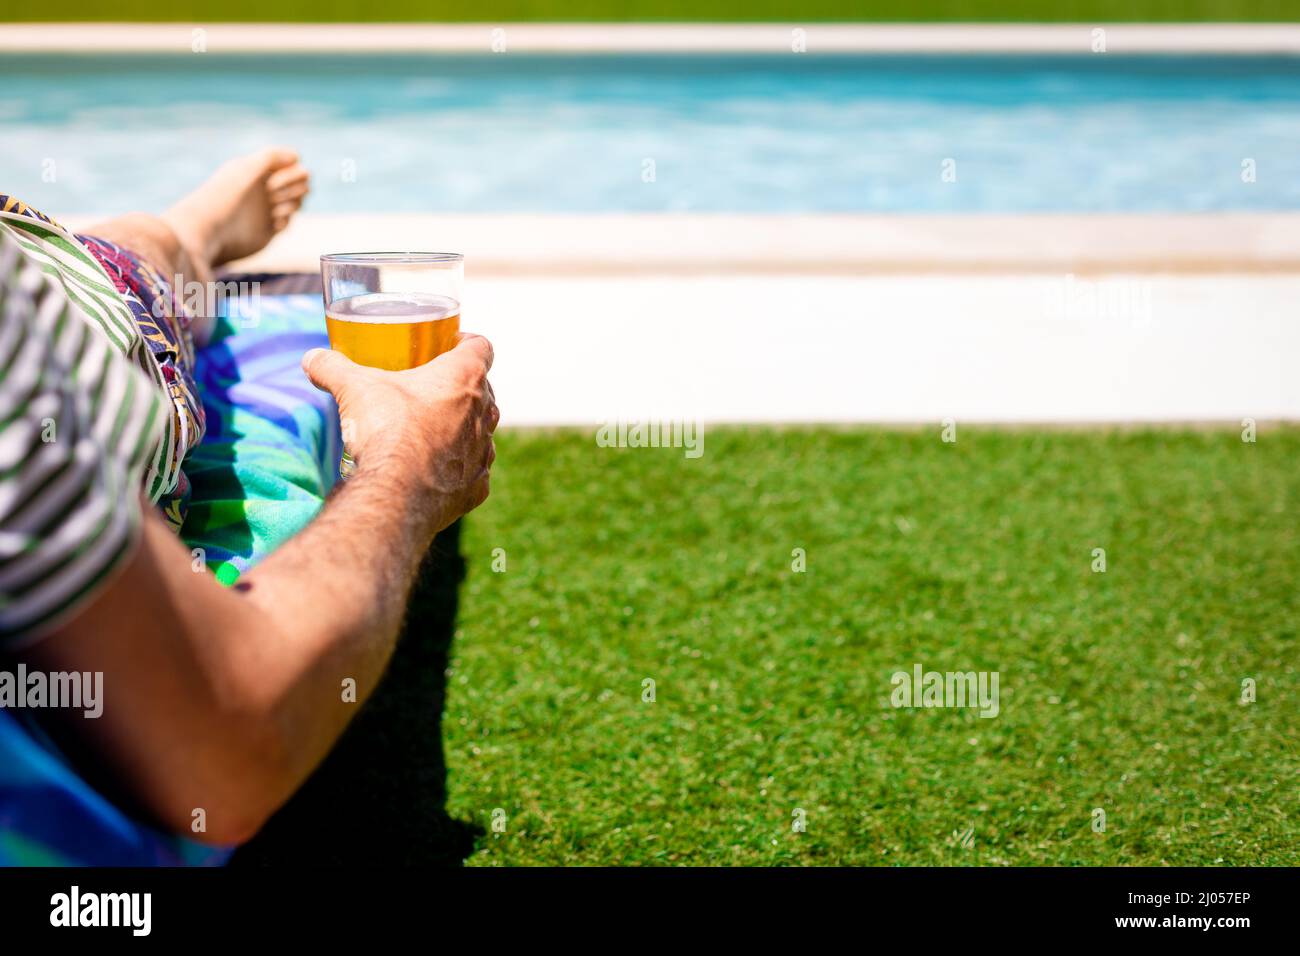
top-left (302, 348), bottom-right (361, 395)
top-left (450, 332), bottom-right (494, 373)
top-left (470, 473), bottom-right (490, 510)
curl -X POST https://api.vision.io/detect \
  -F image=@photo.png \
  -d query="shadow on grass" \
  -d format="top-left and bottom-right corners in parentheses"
top-left (231, 519), bottom-right (482, 866)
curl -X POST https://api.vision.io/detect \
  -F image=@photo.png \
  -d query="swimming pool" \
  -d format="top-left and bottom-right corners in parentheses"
top-left (3, 53), bottom-right (1299, 214)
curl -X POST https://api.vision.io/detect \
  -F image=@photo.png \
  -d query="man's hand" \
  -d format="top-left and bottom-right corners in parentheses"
top-left (302, 333), bottom-right (499, 535)
top-left (24, 334), bottom-right (501, 845)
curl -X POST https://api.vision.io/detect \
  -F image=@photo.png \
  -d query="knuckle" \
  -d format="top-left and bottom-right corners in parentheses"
top-left (459, 384), bottom-right (483, 409)
top-left (471, 478), bottom-right (490, 509)
top-left (454, 362), bottom-right (484, 389)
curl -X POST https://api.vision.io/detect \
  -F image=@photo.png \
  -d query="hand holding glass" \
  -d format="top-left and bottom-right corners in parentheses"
top-left (320, 252), bottom-right (464, 476)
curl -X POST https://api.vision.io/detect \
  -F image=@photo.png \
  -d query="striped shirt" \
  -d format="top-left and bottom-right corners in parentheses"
top-left (0, 217), bottom-right (166, 646)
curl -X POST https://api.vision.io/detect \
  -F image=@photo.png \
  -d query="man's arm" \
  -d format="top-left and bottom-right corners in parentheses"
top-left (21, 335), bottom-right (498, 845)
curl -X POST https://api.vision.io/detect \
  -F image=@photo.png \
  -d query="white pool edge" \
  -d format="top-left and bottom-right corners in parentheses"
top-left (55, 214), bottom-right (1297, 277)
top-left (3, 23), bottom-right (1300, 54)
top-left (58, 214), bottom-right (1300, 423)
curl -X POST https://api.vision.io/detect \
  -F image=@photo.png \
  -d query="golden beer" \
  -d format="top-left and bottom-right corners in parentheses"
top-left (325, 292), bottom-right (460, 371)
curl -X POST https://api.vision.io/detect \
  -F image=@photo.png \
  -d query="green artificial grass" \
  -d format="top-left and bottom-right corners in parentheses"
top-left (445, 425), bottom-right (1298, 865)
top-left (4, 0), bottom-right (1296, 23)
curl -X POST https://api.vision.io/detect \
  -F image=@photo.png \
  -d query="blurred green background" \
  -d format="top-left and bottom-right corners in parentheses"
top-left (5, 0), bottom-right (1297, 23)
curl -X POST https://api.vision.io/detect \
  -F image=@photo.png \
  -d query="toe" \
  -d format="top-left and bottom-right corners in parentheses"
top-left (260, 147), bottom-right (300, 172)
top-left (268, 163), bottom-right (311, 194)
top-left (269, 176), bottom-right (311, 205)
top-left (271, 201), bottom-right (301, 230)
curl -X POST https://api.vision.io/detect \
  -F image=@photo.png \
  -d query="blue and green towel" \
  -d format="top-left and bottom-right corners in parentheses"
top-left (0, 291), bottom-right (339, 865)
top-left (181, 293), bottom-right (340, 582)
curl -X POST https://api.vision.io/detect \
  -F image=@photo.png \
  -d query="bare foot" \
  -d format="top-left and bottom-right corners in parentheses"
top-left (161, 148), bottom-right (310, 274)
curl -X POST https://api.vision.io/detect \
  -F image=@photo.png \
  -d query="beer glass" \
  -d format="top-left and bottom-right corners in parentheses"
top-left (319, 252), bottom-right (464, 477)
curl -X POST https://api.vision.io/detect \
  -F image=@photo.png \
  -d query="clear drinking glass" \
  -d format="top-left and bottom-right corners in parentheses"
top-left (320, 252), bottom-right (464, 478)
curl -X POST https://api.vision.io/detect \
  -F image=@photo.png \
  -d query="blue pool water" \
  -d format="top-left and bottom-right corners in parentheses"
top-left (2, 53), bottom-right (1299, 214)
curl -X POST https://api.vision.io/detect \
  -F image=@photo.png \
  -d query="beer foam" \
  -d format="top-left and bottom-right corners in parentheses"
top-left (327, 291), bottom-right (459, 323)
